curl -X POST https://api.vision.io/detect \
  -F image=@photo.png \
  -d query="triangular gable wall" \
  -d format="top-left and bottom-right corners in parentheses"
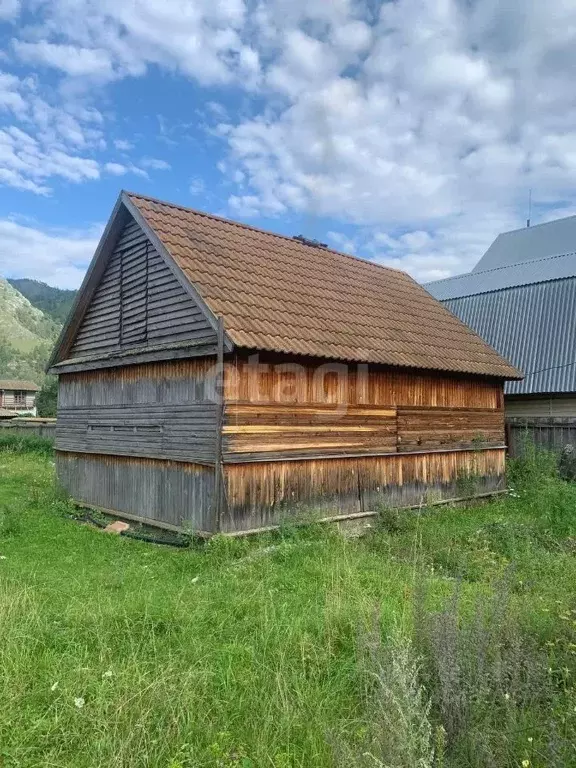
top-left (66, 213), bottom-right (217, 361)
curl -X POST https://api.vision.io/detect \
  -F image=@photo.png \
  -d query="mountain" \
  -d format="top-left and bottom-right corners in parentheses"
top-left (0, 278), bottom-right (61, 384)
top-left (8, 278), bottom-right (76, 324)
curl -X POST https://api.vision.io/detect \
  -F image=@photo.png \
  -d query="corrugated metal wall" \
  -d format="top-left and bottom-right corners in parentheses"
top-left (444, 278), bottom-right (576, 395)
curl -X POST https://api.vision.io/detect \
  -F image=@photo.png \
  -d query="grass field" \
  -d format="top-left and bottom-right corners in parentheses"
top-left (1, 444), bottom-right (576, 767)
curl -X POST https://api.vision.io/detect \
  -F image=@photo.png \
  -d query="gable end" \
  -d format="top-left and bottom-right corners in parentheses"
top-left (49, 201), bottom-right (223, 371)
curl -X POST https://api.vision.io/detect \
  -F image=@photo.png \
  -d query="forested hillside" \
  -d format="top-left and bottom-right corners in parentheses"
top-left (0, 278), bottom-right (62, 383)
top-left (7, 278), bottom-right (76, 324)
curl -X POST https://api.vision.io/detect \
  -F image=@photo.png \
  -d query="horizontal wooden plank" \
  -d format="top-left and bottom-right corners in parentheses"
top-left (223, 424), bottom-right (396, 434)
top-left (56, 444), bottom-right (216, 464)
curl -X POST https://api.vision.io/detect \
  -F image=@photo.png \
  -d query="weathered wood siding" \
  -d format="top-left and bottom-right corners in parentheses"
top-left (222, 355), bottom-right (505, 460)
top-left (397, 407), bottom-right (504, 451)
top-left (223, 403), bottom-right (398, 459)
top-left (222, 449), bottom-right (506, 532)
top-left (69, 214), bottom-right (216, 360)
top-left (217, 354), bottom-right (507, 530)
top-left (57, 452), bottom-right (214, 532)
top-left (56, 351), bottom-right (507, 534)
top-left (224, 357), bottom-right (502, 408)
top-left (56, 360), bottom-right (217, 463)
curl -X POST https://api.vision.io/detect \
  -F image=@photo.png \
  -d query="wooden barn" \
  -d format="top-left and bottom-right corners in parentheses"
top-left (48, 192), bottom-right (521, 535)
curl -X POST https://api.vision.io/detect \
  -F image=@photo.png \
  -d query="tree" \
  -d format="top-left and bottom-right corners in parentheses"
top-left (36, 377), bottom-right (58, 417)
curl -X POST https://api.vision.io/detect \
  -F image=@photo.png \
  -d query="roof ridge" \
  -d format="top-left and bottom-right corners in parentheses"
top-left (500, 214), bottom-right (576, 237)
top-left (426, 249), bottom-right (576, 287)
top-left (124, 190), bottom-right (406, 278)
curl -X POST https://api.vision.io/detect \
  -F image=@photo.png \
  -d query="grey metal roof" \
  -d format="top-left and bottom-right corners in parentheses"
top-left (473, 215), bottom-right (576, 272)
top-left (444, 278), bottom-right (576, 395)
top-left (426, 251), bottom-right (576, 300)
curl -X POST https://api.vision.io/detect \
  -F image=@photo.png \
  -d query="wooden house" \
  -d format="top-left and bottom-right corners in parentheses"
top-left (48, 192), bottom-right (521, 535)
top-left (0, 380), bottom-right (40, 416)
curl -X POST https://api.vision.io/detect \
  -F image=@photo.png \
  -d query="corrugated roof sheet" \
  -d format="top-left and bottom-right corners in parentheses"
top-left (0, 380), bottom-right (40, 391)
top-left (444, 278), bottom-right (576, 394)
top-left (473, 215), bottom-right (576, 272)
top-left (127, 192), bottom-right (520, 380)
top-left (426, 252), bottom-right (576, 300)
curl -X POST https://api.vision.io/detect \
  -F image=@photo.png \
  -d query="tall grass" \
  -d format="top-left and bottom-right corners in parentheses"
top-left (0, 431), bottom-right (53, 455)
top-left (0, 446), bottom-right (575, 766)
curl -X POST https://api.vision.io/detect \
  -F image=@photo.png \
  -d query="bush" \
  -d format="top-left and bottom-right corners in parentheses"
top-left (333, 621), bottom-right (435, 768)
top-left (414, 578), bottom-right (573, 767)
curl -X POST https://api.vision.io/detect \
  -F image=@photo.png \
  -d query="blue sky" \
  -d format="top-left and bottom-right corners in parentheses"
top-left (1, 0), bottom-right (576, 289)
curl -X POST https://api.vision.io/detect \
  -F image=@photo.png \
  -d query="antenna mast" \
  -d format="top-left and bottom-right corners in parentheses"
top-left (527, 189), bottom-right (532, 228)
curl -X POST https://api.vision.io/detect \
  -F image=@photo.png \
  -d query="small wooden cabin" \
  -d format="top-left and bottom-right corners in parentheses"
top-left (48, 192), bottom-right (521, 534)
top-left (0, 379), bottom-right (40, 416)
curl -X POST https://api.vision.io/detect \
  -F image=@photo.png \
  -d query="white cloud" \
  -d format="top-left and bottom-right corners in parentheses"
top-left (219, 0), bottom-right (576, 278)
top-left (189, 177), bottom-right (205, 196)
top-left (0, 218), bottom-right (100, 289)
top-left (141, 157), bottom-right (171, 170)
top-left (13, 0), bottom-right (256, 87)
top-left (0, 125), bottom-right (99, 194)
top-left (0, 71), bottom-right (26, 115)
top-left (0, 69), bottom-right (104, 194)
top-left (114, 139), bottom-right (134, 151)
top-left (368, 207), bottom-right (521, 282)
top-left (327, 231), bottom-right (356, 254)
top-left (14, 41), bottom-right (115, 80)
top-left (0, 0), bottom-right (19, 20)
top-left (4, 0), bottom-right (576, 283)
top-left (104, 162), bottom-right (128, 176)
top-left (105, 162), bottom-right (147, 178)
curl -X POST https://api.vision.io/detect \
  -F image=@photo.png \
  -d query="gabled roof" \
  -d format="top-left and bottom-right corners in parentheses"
top-left (0, 379), bottom-right (40, 391)
top-left (50, 191), bottom-right (521, 380)
top-left (426, 251), bottom-right (576, 301)
top-left (473, 215), bottom-right (576, 272)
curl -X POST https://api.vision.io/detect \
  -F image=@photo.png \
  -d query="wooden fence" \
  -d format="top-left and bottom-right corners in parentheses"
top-left (0, 418), bottom-right (56, 441)
top-left (506, 417), bottom-right (576, 456)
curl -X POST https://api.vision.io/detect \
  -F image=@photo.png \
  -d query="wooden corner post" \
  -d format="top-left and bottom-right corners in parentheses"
top-left (213, 317), bottom-right (225, 533)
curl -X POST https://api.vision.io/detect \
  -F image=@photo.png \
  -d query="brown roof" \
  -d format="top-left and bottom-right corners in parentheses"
top-left (127, 193), bottom-right (521, 380)
top-left (0, 380), bottom-right (40, 392)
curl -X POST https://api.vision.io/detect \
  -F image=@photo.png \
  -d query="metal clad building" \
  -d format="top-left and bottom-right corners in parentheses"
top-left (426, 217), bottom-right (576, 418)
